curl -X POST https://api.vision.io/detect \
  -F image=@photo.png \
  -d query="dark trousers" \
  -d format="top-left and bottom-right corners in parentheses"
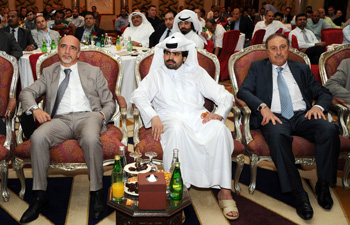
top-left (305, 45), bottom-right (325, 65)
top-left (260, 111), bottom-right (340, 193)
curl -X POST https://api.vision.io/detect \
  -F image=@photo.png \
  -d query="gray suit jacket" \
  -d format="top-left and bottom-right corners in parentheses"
top-left (325, 58), bottom-right (350, 103)
top-left (31, 29), bottom-right (60, 48)
top-left (19, 62), bottom-right (116, 129)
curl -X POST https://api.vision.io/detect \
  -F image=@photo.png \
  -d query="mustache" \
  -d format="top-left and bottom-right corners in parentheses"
top-left (275, 54), bottom-right (284, 58)
top-left (166, 59), bottom-right (176, 64)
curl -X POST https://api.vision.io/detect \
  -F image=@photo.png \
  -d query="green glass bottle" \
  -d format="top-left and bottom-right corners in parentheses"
top-left (127, 36), bottom-right (133, 52)
top-left (50, 38), bottom-right (56, 50)
top-left (41, 40), bottom-right (47, 53)
top-left (101, 34), bottom-right (105, 47)
top-left (169, 162), bottom-right (183, 200)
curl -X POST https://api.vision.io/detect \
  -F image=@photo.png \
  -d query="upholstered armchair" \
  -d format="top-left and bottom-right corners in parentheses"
top-left (0, 51), bottom-right (19, 201)
top-left (13, 46), bottom-right (128, 198)
top-left (229, 44), bottom-right (350, 193)
top-left (132, 48), bottom-right (246, 193)
top-left (321, 28), bottom-right (344, 47)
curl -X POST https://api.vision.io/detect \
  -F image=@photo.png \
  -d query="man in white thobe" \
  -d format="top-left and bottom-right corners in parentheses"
top-left (131, 32), bottom-right (238, 220)
top-left (122, 12), bottom-right (154, 47)
top-left (172, 9), bottom-right (206, 49)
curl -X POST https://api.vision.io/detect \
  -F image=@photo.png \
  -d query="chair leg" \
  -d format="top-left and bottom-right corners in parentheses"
top-left (248, 154), bottom-right (259, 195)
top-left (13, 158), bottom-right (26, 199)
top-left (343, 153), bottom-right (350, 190)
top-left (233, 154), bottom-right (245, 194)
top-left (0, 160), bottom-right (10, 202)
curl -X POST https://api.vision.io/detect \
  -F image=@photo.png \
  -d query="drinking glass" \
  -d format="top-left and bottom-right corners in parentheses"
top-left (111, 172), bottom-right (124, 202)
top-left (145, 151), bottom-right (158, 171)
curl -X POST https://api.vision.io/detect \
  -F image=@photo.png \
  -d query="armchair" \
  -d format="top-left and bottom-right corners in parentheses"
top-left (228, 44), bottom-right (350, 194)
top-left (133, 48), bottom-right (246, 193)
top-left (13, 46), bottom-right (128, 198)
top-left (218, 30), bottom-right (240, 80)
top-left (0, 51), bottom-right (19, 202)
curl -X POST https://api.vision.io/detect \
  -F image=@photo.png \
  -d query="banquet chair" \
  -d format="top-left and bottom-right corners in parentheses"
top-left (218, 30), bottom-right (240, 80)
top-left (228, 44), bottom-right (350, 193)
top-left (133, 48), bottom-right (246, 193)
top-left (204, 40), bottom-right (214, 54)
top-left (13, 46), bottom-right (128, 198)
top-left (28, 53), bottom-right (45, 81)
top-left (0, 51), bottom-right (19, 202)
top-left (250, 29), bottom-right (265, 46)
top-left (276, 28), bottom-right (283, 34)
top-left (321, 28), bottom-right (344, 47)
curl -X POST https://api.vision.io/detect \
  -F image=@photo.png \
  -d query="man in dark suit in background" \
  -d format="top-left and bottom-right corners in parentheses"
top-left (237, 33), bottom-right (340, 221)
top-left (149, 10), bottom-right (176, 48)
top-left (0, 29), bottom-right (23, 60)
top-left (75, 11), bottom-right (104, 43)
top-left (1, 10), bottom-right (36, 51)
top-left (229, 8), bottom-right (254, 46)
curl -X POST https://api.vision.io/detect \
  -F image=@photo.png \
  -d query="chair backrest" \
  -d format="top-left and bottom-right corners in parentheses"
top-left (276, 28), bottom-right (283, 34)
top-left (228, 44), bottom-right (310, 95)
top-left (121, 26), bottom-right (128, 34)
top-left (291, 35), bottom-right (300, 50)
top-left (135, 48), bottom-right (220, 112)
top-left (250, 29), bottom-right (266, 46)
top-left (218, 30), bottom-right (240, 60)
top-left (29, 53), bottom-right (45, 81)
top-left (284, 31), bottom-right (290, 38)
top-left (319, 44), bottom-right (350, 85)
top-left (321, 28), bottom-right (344, 46)
top-left (0, 51), bottom-right (19, 117)
top-left (204, 40), bottom-right (214, 54)
top-left (36, 46), bottom-right (123, 100)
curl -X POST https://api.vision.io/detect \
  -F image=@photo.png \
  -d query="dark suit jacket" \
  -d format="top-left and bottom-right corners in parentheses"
top-left (1, 26), bottom-right (37, 51)
top-left (75, 26), bottom-right (105, 41)
top-left (237, 59), bottom-right (332, 129)
top-left (149, 23), bottom-right (167, 48)
top-left (0, 30), bottom-right (23, 60)
top-left (230, 16), bottom-right (254, 40)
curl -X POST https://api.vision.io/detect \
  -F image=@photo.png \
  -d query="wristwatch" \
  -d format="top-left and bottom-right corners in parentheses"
top-left (258, 103), bottom-right (267, 111)
top-left (31, 105), bottom-right (39, 112)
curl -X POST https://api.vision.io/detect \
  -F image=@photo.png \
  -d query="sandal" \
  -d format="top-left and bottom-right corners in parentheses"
top-left (218, 199), bottom-right (239, 220)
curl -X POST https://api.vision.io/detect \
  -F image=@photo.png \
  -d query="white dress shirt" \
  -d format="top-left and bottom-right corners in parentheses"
top-left (213, 24), bottom-right (226, 48)
top-left (289, 27), bottom-right (318, 49)
top-left (253, 20), bottom-right (289, 42)
top-left (56, 63), bottom-right (91, 115)
top-left (10, 27), bottom-right (19, 42)
top-left (270, 63), bottom-right (306, 113)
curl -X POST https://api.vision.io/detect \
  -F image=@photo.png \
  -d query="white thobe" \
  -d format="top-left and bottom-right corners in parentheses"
top-left (253, 20), bottom-right (289, 42)
top-left (131, 64), bottom-right (234, 189)
top-left (122, 23), bottom-right (154, 47)
top-left (184, 30), bottom-right (205, 49)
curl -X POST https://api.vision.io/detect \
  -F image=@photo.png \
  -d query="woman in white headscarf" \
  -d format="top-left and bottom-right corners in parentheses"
top-left (122, 12), bottom-right (155, 47)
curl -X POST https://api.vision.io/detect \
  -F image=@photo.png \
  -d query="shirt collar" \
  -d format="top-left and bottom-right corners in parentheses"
top-left (60, 62), bottom-right (78, 72)
top-left (272, 61), bottom-right (288, 71)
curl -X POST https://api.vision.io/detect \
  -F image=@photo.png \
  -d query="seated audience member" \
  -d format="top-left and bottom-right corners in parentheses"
top-left (333, 10), bottom-right (346, 26)
top-left (0, 7), bottom-right (9, 27)
top-left (31, 15), bottom-right (60, 48)
top-left (262, 2), bottom-right (278, 14)
top-left (306, 10), bottom-right (313, 19)
top-left (149, 10), bottom-right (176, 48)
top-left (306, 10), bottom-right (330, 42)
top-left (1, 10), bottom-right (36, 51)
top-left (254, 8), bottom-right (265, 25)
top-left (147, 5), bottom-right (161, 30)
top-left (67, 8), bottom-right (84, 28)
top-left (25, 10), bottom-right (36, 30)
top-left (172, 9), bottom-right (206, 49)
top-left (343, 25), bottom-right (350, 44)
top-left (282, 7), bottom-right (293, 23)
top-left (122, 12), bottom-right (154, 47)
top-left (19, 35), bottom-right (115, 223)
top-left (325, 58), bottom-right (350, 103)
top-left (205, 19), bottom-right (225, 56)
top-left (221, 7), bottom-right (230, 18)
top-left (318, 8), bottom-right (339, 28)
top-left (65, 8), bottom-right (72, 19)
top-left (131, 32), bottom-right (238, 220)
top-left (207, 5), bottom-right (216, 20)
top-left (194, 8), bottom-right (206, 28)
top-left (0, 29), bottom-right (23, 59)
top-left (91, 6), bottom-right (100, 27)
top-left (253, 10), bottom-right (289, 43)
top-left (237, 33), bottom-right (340, 221)
top-left (114, 8), bottom-right (129, 34)
top-left (48, 10), bottom-right (76, 35)
top-left (228, 8), bottom-right (254, 46)
top-left (19, 7), bottom-right (27, 22)
top-left (274, 12), bottom-right (283, 21)
top-left (75, 11), bottom-right (104, 43)
top-left (289, 13), bottom-right (325, 64)
top-left (213, 9), bottom-right (226, 23)
top-left (327, 6), bottom-right (336, 21)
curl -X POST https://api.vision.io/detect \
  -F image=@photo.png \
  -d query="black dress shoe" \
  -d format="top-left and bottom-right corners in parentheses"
top-left (316, 181), bottom-right (333, 210)
top-left (20, 190), bottom-right (50, 223)
top-left (293, 190), bottom-right (313, 220)
top-left (90, 188), bottom-right (106, 219)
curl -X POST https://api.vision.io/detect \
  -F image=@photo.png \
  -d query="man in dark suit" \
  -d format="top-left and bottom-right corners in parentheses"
top-left (229, 8), bottom-right (254, 46)
top-left (149, 10), bottom-right (176, 48)
top-left (0, 29), bottom-right (23, 60)
top-left (75, 11), bottom-right (104, 43)
top-left (147, 5), bottom-right (162, 30)
top-left (237, 33), bottom-right (340, 220)
top-left (1, 10), bottom-right (36, 51)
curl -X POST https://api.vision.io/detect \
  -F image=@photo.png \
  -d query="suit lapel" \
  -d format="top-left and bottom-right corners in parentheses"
top-left (288, 60), bottom-right (303, 88)
top-left (77, 62), bottom-right (89, 95)
top-left (50, 65), bottom-right (61, 113)
top-left (265, 60), bottom-right (273, 106)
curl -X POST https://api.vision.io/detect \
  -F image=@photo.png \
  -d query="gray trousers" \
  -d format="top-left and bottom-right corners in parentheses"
top-left (30, 111), bottom-right (104, 191)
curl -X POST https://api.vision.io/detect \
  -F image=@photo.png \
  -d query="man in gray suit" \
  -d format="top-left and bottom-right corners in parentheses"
top-left (19, 35), bottom-right (116, 223)
top-left (31, 15), bottom-right (60, 48)
top-left (325, 58), bottom-right (350, 103)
